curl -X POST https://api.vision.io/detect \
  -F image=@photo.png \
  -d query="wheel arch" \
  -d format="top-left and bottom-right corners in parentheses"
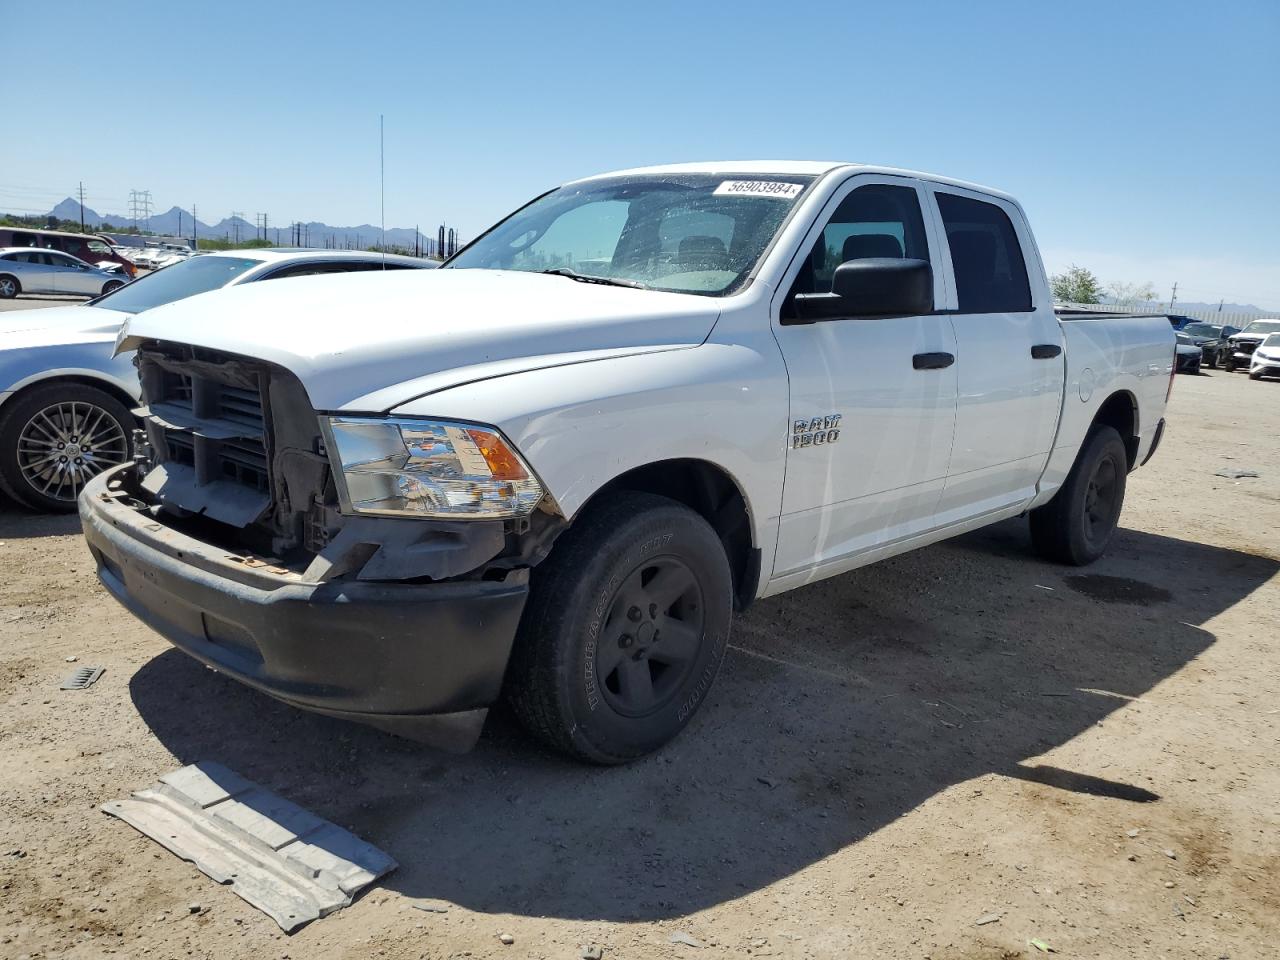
top-left (0, 372), bottom-right (140, 424)
top-left (576, 457), bottom-right (760, 611)
top-left (1090, 389), bottom-right (1140, 469)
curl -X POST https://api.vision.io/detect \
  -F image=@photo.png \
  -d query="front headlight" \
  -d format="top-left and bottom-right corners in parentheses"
top-left (321, 416), bottom-right (544, 519)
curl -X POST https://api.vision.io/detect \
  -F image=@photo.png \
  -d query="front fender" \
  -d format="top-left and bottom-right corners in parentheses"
top-left (389, 343), bottom-right (789, 553)
top-left (0, 341), bottom-right (141, 409)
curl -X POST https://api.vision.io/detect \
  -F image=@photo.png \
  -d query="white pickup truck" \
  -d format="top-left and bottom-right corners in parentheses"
top-left (80, 162), bottom-right (1174, 763)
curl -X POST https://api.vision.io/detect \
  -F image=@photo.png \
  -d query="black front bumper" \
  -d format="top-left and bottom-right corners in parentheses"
top-left (79, 466), bottom-right (529, 751)
top-left (1175, 351), bottom-right (1201, 372)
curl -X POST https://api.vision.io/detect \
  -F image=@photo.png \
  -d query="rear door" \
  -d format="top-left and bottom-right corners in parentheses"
top-left (771, 176), bottom-right (958, 580)
top-left (926, 187), bottom-right (1064, 522)
top-left (15, 252), bottom-right (57, 293)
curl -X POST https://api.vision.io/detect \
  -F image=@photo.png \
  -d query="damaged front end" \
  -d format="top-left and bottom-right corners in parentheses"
top-left (79, 340), bottom-right (565, 750)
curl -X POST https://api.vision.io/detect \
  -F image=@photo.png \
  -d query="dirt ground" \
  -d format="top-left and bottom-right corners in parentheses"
top-left (1, 351), bottom-right (1277, 960)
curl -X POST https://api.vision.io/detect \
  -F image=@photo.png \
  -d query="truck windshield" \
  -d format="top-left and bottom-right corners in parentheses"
top-left (445, 173), bottom-right (816, 296)
top-left (88, 256), bottom-right (263, 313)
top-left (1242, 321), bottom-right (1280, 336)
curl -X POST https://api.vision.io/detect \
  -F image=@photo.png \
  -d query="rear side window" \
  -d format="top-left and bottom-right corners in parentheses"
top-left (791, 183), bottom-right (930, 296)
top-left (936, 193), bottom-right (1032, 313)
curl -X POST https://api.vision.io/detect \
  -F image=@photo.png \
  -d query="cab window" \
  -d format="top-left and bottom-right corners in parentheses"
top-left (936, 193), bottom-right (1032, 313)
top-left (789, 184), bottom-right (930, 296)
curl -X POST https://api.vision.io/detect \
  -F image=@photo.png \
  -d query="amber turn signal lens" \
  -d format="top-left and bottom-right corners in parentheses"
top-left (464, 428), bottom-right (529, 480)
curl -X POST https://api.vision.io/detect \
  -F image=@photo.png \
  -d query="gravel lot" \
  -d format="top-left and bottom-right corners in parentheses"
top-left (1, 306), bottom-right (1277, 959)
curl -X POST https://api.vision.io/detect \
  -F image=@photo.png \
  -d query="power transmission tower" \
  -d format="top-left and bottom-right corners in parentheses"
top-left (230, 211), bottom-right (245, 244)
top-left (77, 182), bottom-right (86, 231)
top-left (254, 213), bottom-right (269, 240)
top-left (129, 190), bottom-right (153, 233)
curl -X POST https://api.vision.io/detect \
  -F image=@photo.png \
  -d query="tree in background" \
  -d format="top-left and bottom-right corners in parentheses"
top-left (1107, 279), bottom-right (1158, 310)
top-left (1050, 265), bottom-right (1105, 303)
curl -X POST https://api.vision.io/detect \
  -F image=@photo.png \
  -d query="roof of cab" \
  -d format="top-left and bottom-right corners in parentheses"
top-left (568, 160), bottom-right (1018, 204)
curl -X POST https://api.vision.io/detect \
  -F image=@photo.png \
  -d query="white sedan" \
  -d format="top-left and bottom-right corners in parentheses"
top-left (0, 249), bottom-right (436, 511)
top-left (1249, 333), bottom-right (1280, 381)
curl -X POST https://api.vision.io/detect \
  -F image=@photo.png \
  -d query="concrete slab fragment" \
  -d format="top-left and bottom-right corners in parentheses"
top-left (103, 761), bottom-right (396, 932)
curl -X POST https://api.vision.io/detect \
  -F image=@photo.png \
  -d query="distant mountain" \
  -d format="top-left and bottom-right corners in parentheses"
top-left (37, 198), bottom-right (434, 252)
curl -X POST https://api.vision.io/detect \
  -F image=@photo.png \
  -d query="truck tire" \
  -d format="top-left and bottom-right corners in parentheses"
top-left (505, 491), bottom-right (733, 764)
top-left (1029, 425), bottom-right (1128, 566)
top-left (0, 382), bottom-right (133, 513)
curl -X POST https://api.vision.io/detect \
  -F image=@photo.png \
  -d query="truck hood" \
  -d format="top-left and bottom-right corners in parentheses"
top-left (120, 269), bottom-right (722, 411)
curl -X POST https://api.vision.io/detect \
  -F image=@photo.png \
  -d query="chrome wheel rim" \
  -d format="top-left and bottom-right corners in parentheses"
top-left (17, 401), bottom-right (128, 502)
top-left (0, 278), bottom-right (14, 297)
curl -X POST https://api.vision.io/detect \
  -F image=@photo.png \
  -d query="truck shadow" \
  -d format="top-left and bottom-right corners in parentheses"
top-left (128, 519), bottom-right (1276, 923)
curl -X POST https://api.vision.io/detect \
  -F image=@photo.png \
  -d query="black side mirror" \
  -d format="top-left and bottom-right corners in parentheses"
top-left (785, 258), bottom-right (933, 324)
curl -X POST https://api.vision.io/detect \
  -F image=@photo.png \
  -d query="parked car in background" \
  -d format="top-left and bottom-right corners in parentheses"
top-left (1180, 322), bottom-right (1240, 368)
top-left (1174, 332), bottom-right (1202, 374)
top-left (1164, 314), bottom-right (1200, 331)
top-left (0, 227), bottom-right (137, 277)
top-left (0, 248), bottom-right (128, 299)
top-left (0, 249), bottom-right (436, 511)
top-left (1248, 333), bottom-right (1280, 381)
top-left (1223, 319), bottom-right (1280, 372)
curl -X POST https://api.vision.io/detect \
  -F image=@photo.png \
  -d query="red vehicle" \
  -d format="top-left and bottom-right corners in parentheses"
top-left (0, 227), bottom-right (137, 278)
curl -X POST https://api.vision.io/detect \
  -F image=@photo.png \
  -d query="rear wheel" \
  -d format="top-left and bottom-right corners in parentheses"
top-left (505, 491), bottom-right (733, 764)
top-left (1029, 425), bottom-right (1128, 566)
top-left (101, 279), bottom-right (124, 295)
top-left (0, 382), bottom-right (133, 512)
top-left (0, 275), bottom-right (19, 299)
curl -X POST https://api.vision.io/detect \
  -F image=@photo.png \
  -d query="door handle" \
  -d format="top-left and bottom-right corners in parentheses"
top-left (1031, 343), bottom-right (1062, 359)
top-left (912, 352), bottom-right (955, 370)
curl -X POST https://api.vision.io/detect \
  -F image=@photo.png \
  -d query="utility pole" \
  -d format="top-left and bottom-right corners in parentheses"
top-left (231, 212), bottom-right (244, 244)
top-left (178, 209), bottom-right (183, 237)
top-left (1168, 282), bottom-right (1178, 312)
top-left (77, 182), bottom-right (86, 231)
top-left (192, 204), bottom-right (198, 249)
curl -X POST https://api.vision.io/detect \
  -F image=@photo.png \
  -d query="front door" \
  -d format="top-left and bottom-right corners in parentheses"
top-left (771, 178), bottom-right (958, 582)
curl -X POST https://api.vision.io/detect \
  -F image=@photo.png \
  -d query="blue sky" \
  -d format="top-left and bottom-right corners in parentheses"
top-left (3, 0), bottom-right (1277, 307)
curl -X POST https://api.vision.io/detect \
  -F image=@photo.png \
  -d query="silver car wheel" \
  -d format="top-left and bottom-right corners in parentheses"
top-left (17, 401), bottom-right (129, 503)
top-left (0, 277), bottom-right (16, 298)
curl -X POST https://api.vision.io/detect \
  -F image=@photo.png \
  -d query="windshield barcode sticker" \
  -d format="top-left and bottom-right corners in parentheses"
top-left (713, 180), bottom-right (804, 200)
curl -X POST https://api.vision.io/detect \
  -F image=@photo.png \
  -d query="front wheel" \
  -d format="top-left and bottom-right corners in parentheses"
top-left (505, 491), bottom-right (733, 764)
top-left (1029, 425), bottom-right (1128, 566)
top-left (101, 280), bottom-right (124, 296)
top-left (1222, 357), bottom-right (1236, 372)
top-left (0, 382), bottom-right (133, 512)
top-left (0, 274), bottom-right (19, 299)
top-left (1249, 369), bottom-right (1262, 380)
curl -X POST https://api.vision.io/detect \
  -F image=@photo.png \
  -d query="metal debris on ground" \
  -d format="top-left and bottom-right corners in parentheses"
top-left (410, 900), bottom-right (451, 913)
top-left (670, 931), bottom-right (705, 948)
top-left (60, 666), bottom-right (104, 690)
top-left (101, 761), bottom-right (397, 932)
top-left (1214, 467), bottom-right (1259, 479)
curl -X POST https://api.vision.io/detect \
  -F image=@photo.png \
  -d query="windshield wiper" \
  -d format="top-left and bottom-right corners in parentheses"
top-left (540, 267), bottom-right (647, 289)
